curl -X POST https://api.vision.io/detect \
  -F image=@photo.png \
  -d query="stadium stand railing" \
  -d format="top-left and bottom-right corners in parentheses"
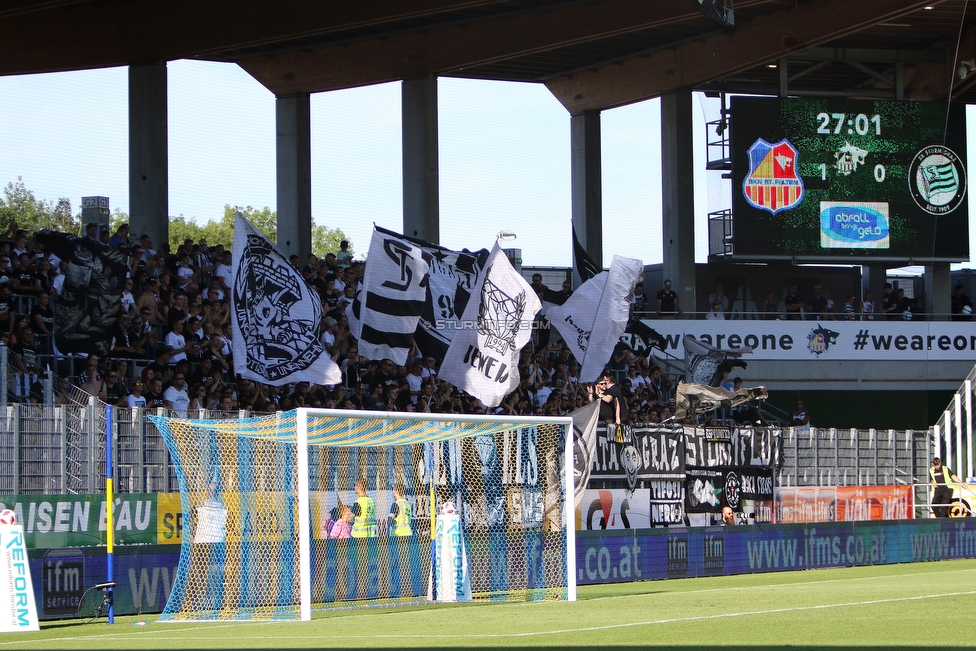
top-left (932, 363), bottom-right (976, 484)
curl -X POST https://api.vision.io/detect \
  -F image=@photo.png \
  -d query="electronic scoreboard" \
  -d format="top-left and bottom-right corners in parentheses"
top-left (730, 97), bottom-right (969, 262)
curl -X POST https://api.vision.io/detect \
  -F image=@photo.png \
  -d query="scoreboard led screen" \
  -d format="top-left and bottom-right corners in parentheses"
top-left (730, 97), bottom-right (969, 262)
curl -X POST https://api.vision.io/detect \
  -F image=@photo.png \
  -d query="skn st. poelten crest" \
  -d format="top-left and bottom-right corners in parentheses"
top-left (742, 138), bottom-right (805, 214)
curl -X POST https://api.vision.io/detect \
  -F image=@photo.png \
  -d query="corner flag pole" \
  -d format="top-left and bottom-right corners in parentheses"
top-left (104, 404), bottom-right (115, 624)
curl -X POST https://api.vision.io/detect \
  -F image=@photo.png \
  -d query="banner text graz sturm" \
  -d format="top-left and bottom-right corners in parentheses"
top-left (647, 320), bottom-right (976, 361)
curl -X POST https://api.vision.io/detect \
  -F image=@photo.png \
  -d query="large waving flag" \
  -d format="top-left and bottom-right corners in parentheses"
top-left (572, 223), bottom-right (601, 282)
top-left (348, 227), bottom-right (430, 365)
top-left (35, 230), bottom-right (129, 357)
top-left (347, 226), bottom-right (488, 364)
top-left (547, 255), bottom-right (642, 383)
top-left (231, 212), bottom-right (341, 386)
top-left (439, 242), bottom-right (540, 408)
top-left (414, 239), bottom-right (488, 359)
top-left (683, 335), bottom-right (750, 387)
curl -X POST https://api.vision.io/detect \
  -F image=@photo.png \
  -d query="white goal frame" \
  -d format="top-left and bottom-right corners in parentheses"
top-left (294, 408), bottom-right (576, 620)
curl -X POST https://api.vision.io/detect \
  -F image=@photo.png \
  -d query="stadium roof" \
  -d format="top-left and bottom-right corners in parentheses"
top-left (2, 1), bottom-right (976, 113)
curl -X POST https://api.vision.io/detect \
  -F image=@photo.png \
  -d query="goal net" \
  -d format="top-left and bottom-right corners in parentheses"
top-left (150, 408), bottom-right (575, 621)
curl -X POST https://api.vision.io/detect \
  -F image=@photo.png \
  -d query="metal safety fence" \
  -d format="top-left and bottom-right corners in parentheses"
top-left (0, 402), bottom-right (250, 495)
top-left (776, 426), bottom-right (930, 516)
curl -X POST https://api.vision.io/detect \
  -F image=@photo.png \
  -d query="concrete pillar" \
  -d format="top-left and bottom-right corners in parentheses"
top-left (571, 110), bottom-right (603, 286)
top-left (276, 93), bottom-right (312, 261)
top-left (660, 90), bottom-right (696, 317)
top-left (924, 262), bottom-right (951, 319)
top-left (128, 63), bottom-right (169, 250)
top-left (402, 76), bottom-right (439, 243)
top-left (861, 265), bottom-right (887, 310)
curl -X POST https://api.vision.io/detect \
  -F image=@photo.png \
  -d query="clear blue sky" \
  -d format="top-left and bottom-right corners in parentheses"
top-left (1, 59), bottom-right (973, 270)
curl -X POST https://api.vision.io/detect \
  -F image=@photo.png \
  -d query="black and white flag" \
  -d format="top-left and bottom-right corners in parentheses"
top-left (347, 227), bottom-right (430, 365)
top-left (547, 255), bottom-right (642, 382)
top-left (683, 335), bottom-right (750, 387)
top-left (231, 213), bottom-right (341, 386)
top-left (543, 400), bottom-right (600, 527)
top-left (346, 226), bottom-right (488, 364)
top-left (572, 223), bottom-right (601, 282)
top-left (414, 240), bottom-right (488, 360)
top-left (35, 230), bottom-right (129, 357)
top-left (439, 242), bottom-right (540, 407)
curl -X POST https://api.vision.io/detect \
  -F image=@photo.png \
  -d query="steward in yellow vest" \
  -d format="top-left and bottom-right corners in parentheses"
top-left (391, 485), bottom-right (413, 536)
top-left (351, 480), bottom-right (377, 537)
top-left (930, 457), bottom-right (960, 518)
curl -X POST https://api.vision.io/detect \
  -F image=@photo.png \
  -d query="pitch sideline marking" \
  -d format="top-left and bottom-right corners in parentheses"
top-left (585, 566), bottom-right (976, 601)
top-left (10, 590), bottom-right (976, 645)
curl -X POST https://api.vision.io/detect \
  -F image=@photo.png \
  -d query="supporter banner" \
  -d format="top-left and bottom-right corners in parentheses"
top-left (0, 494), bottom-right (162, 548)
top-left (647, 320), bottom-right (976, 361)
top-left (684, 427), bottom-right (781, 469)
top-left (575, 518), bottom-right (976, 585)
top-left (775, 485), bottom-right (914, 523)
top-left (440, 241), bottom-right (540, 407)
top-left (684, 467), bottom-right (774, 514)
top-left (649, 479), bottom-right (685, 526)
top-left (590, 425), bottom-right (685, 489)
top-left (578, 489), bottom-right (653, 530)
top-left (684, 468), bottom-right (725, 513)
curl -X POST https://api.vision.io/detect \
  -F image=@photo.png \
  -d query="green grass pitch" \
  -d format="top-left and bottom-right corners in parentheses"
top-left (8, 559), bottom-right (976, 650)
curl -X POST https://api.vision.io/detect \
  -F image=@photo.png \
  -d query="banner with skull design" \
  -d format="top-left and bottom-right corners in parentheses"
top-left (439, 241), bottom-right (540, 408)
top-left (231, 213), bottom-right (342, 386)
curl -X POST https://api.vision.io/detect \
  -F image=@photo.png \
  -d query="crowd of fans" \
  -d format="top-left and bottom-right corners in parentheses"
top-left (0, 223), bottom-right (681, 422)
top-left (636, 279), bottom-right (936, 321)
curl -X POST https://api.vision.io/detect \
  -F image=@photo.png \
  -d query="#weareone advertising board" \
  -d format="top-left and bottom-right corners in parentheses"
top-left (731, 97), bottom-right (969, 262)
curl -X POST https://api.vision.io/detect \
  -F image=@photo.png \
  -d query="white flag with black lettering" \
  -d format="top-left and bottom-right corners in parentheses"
top-left (231, 212), bottom-right (341, 386)
top-left (547, 271), bottom-right (606, 371)
top-left (348, 227), bottom-right (430, 366)
top-left (547, 255), bottom-right (642, 382)
top-left (439, 242), bottom-right (541, 408)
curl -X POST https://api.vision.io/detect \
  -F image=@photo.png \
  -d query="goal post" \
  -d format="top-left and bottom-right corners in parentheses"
top-left (151, 408), bottom-right (574, 622)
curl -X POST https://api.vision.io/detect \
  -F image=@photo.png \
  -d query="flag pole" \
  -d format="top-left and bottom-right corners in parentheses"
top-left (428, 441), bottom-right (436, 602)
top-left (104, 403), bottom-right (115, 624)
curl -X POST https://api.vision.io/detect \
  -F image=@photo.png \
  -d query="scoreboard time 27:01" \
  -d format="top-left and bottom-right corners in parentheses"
top-left (730, 97), bottom-right (968, 262)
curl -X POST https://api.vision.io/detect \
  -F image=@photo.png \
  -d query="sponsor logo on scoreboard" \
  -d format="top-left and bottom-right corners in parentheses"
top-left (819, 202), bottom-right (889, 249)
top-left (909, 145), bottom-right (967, 215)
top-left (742, 138), bottom-right (805, 214)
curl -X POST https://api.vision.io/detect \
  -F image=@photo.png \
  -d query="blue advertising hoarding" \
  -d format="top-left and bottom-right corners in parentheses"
top-left (20, 519), bottom-right (976, 618)
top-left (576, 519), bottom-right (976, 585)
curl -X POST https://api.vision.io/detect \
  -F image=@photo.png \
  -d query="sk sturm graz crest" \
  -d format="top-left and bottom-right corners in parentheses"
top-left (742, 138), bottom-right (805, 214)
top-left (234, 232), bottom-right (326, 382)
top-left (477, 264), bottom-right (528, 355)
top-left (909, 145), bottom-right (967, 215)
top-left (724, 471), bottom-right (742, 510)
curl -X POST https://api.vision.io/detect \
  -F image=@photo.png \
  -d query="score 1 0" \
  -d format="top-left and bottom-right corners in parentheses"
top-left (814, 113), bottom-right (886, 183)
